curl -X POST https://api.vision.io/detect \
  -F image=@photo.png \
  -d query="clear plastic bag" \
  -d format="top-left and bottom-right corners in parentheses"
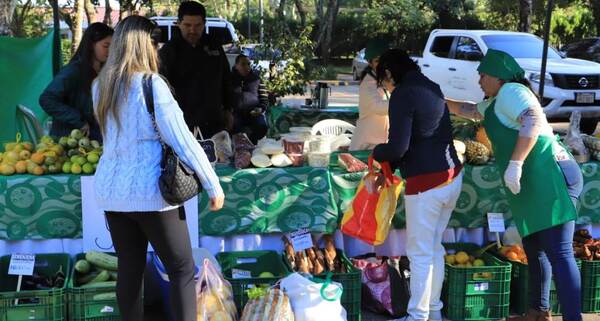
top-left (196, 259), bottom-right (238, 321)
top-left (240, 288), bottom-right (295, 321)
top-left (565, 111), bottom-right (590, 163)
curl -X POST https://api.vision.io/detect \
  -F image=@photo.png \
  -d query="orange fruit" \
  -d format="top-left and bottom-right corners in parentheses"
top-left (31, 152), bottom-right (45, 165)
top-left (32, 166), bottom-right (44, 176)
top-left (14, 161), bottom-right (27, 173)
top-left (505, 251), bottom-right (519, 261)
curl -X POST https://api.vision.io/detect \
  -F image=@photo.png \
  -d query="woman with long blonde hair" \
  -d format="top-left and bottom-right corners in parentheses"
top-left (93, 15), bottom-right (224, 321)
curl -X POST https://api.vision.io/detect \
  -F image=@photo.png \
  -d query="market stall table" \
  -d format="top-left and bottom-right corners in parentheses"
top-left (267, 105), bottom-right (359, 137)
top-left (3, 161), bottom-right (600, 241)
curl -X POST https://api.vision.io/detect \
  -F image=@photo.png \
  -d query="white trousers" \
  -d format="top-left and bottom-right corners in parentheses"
top-left (404, 173), bottom-right (463, 321)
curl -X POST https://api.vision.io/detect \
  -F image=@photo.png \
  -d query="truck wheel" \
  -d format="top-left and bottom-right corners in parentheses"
top-left (580, 118), bottom-right (598, 135)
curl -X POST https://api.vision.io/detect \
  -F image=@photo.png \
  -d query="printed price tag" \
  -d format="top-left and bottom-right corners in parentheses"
top-left (474, 283), bottom-right (489, 292)
top-left (232, 268), bottom-right (252, 279)
top-left (487, 213), bottom-right (506, 233)
top-left (287, 228), bottom-right (314, 251)
top-left (8, 254), bottom-right (35, 276)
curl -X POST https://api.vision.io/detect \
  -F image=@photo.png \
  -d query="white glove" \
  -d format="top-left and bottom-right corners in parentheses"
top-left (504, 160), bottom-right (523, 195)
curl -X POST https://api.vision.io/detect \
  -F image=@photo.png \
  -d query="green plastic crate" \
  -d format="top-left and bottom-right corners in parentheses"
top-left (0, 253), bottom-right (71, 321)
top-left (68, 253), bottom-right (120, 321)
top-left (216, 251), bottom-right (290, 314)
top-left (442, 243), bottom-right (511, 321)
top-left (582, 260), bottom-right (600, 313)
top-left (282, 248), bottom-right (361, 321)
top-left (490, 249), bottom-right (582, 315)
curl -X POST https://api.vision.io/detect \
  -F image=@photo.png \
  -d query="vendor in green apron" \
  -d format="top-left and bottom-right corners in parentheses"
top-left (446, 49), bottom-right (583, 321)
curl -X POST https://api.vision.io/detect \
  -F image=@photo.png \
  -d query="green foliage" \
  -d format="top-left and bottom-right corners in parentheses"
top-left (256, 23), bottom-right (315, 98)
top-left (11, 0), bottom-right (51, 38)
top-left (550, 1), bottom-right (595, 46)
top-left (61, 38), bottom-right (72, 66)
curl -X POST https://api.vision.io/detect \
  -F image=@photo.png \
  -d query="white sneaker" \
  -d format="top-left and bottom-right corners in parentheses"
top-left (428, 310), bottom-right (443, 321)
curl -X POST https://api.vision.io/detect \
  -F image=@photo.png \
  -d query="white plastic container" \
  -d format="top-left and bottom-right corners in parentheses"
top-left (308, 152), bottom-right (330, 168)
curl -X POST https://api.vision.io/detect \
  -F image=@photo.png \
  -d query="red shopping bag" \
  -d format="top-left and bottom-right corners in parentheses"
top-left (340, 156), bottom-right (403, 245)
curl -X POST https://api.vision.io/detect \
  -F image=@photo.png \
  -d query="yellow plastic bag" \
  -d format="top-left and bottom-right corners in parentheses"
top-left (341, 156), bottom-right (403, 245)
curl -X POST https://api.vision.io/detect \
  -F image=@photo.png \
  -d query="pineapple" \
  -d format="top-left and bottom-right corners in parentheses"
top-left (451, 116), bottom-right (493, 154)
top-left (465, 140), bottom-right (490, 165)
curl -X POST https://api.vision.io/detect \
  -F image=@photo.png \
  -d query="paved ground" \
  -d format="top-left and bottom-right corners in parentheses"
top-left (281, 76), bottom-right (587, 135)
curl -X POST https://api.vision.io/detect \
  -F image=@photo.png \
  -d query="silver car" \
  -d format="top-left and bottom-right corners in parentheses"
top-left (351, 48), bottom-right (368, 80)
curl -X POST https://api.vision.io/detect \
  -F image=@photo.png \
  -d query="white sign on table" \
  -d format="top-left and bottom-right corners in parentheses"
top-left (81, 176), bottom-right (199, 252)
top-left (8, 254), bottom-right (35, 276)
top-left (487, 213), bottom-right (506, 233)
top-left (287, 228), bottom-right (314, 251)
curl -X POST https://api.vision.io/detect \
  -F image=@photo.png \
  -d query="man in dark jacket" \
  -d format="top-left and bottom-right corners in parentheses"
top-left (231, 54), bottom-right (268, 143)
top-left (159, 1), bottom-right (233, 138)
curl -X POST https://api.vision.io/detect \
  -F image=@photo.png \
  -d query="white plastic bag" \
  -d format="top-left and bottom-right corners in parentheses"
top-left (565, 111), bottom-right (590, 163)
top-left (196, 259), bottom-right (237, 321)
top-left (280, 273), bottom-right (347, 321)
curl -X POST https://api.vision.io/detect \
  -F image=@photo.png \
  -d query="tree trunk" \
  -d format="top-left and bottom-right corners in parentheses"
top-left (84, 0), bottom-right (96, 25)
top-left (71, 0), bottom-right (84, 55)
top-left (277, 0), bottom-right (286, 19)
top-left (314, 0), bottom-right (323, 21)
top-left (321, 0), bottom-right (338, 64)
top-left (103, 0), bottom-right (112, 26)
top-left (0, 0), bottom-right (16, 35)
top-left (518, 0), bottom-right (532, 32)
top-left (590, 0), bottom-right (600, 36)
top-left (294, 0), bottom-right (306, 27)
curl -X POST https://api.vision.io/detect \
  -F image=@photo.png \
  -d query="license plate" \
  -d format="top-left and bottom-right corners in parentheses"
top-left (576, 92), bottom-right (595, 104)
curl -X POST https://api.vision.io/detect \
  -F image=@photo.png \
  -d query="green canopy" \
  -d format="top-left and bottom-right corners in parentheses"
top-left (0, 31), bottom-right (53, 144)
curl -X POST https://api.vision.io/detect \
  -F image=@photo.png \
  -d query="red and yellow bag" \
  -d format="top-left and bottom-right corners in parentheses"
top-left (341, 157), bottom-right (403, 245)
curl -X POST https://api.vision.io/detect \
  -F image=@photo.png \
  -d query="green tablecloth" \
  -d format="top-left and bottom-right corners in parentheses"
top-left (197, 166), bottom-right (339, 236)
top-left (0, 166), bottom-right (339, 240)
top-left (267, 105), bottom-right (359, 137)
top-left (2, 162), bottom-right (600, 240)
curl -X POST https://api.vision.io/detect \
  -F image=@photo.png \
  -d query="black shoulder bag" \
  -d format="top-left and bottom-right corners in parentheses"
top-left (142, 74), bottom-right (201, 205)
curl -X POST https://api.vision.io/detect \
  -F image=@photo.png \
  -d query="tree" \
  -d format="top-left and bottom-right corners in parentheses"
top-left (71, 0), bottom-right (83, 55)
top-left (518, 0), bottom-right (532, 32)
top-left (294, 0), bottom-right (307, 27)
top-left (84, 0), bottom-right (96, 24)
top-left (103, 0), bottom-right (112, 26)
top-left (588, 0), bottom-right (600, 34)
top-left (0, 0), bottom-right (17, 35)
top-left (315, 0), bottom-right (339, 64)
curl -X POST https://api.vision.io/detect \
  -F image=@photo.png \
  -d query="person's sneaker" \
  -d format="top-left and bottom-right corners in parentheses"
top-left (428, 310), bottom-right (443, 321)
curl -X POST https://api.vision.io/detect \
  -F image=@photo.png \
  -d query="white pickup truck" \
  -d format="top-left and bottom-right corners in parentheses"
top-left (415, 29), bottom-right (600, 133)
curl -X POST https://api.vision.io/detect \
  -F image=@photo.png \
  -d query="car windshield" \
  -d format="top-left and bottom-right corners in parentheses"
top-left (482, 34), bottom-right (562, 59)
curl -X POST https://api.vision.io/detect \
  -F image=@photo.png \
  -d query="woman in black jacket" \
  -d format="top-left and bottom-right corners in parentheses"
top-left (39, 22), bottom-right (113, 141)
top-left (372, 49), bottom-right (462, 321)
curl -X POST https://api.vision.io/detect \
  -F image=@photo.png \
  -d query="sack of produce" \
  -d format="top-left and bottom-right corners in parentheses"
top-left (565, 111), bottom-right (590, 163)
top-left (351, 256), bottom-right (410, 318)
top-left (197, 259), bottom-right (237, 321)
top-left (280, 272), bottom-right (347, 321)
top-left (212, 131), bottom-right (234, 163)
top-left (240, 288), bottom-right (295, 321)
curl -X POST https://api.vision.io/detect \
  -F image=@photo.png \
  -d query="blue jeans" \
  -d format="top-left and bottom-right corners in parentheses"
top-left (521, 158), bottom-right (583, 321)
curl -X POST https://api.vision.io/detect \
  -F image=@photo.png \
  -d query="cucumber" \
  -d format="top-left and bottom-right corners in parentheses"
top-left (74, 260), bottom-right (91, 274)
top-left (86, 251), bottom-right (118, 271)
top-left (81, 281), bottom-right (117, 289)
top-left (88, 270), bottom-right (110, 284)
top-left (92, 292), bottom-right (117, 301)
top-left (109, 271), bottom-right (118, 281)
top-left (76, 271), bottom-right (100, 286)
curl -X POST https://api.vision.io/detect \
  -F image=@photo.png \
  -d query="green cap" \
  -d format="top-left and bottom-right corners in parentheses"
top-left (364, 39), bottom-right (388, 61)
top-left (477, 49), bottom-right (525, 81)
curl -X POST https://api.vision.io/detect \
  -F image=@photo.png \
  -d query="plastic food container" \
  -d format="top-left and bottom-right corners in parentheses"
top-left (308, 152), bottom-right (330, 167)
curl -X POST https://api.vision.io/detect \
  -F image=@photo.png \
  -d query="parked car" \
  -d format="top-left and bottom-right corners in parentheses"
top-left (414, 29), bottom-right (600, 134)
top-left (561, 37), bottom-right (600, 63)
top-left (351, 48), bottom-right (368, 80)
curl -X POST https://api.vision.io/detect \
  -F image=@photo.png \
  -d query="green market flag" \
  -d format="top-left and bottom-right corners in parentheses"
top-left (0, 31), bottom-right (53, 144)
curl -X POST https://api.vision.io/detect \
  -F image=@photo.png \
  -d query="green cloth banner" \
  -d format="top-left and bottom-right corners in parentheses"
top-left (267, 105), bottom-right (359, 137)
top-left (2, 162), bottom-right (600, 240)
top-left (0, 31), bottom-right (53, 144)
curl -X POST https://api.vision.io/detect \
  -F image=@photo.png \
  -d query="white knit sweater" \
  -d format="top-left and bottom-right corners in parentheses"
top-left (92, 73), bottom-right (223, 212)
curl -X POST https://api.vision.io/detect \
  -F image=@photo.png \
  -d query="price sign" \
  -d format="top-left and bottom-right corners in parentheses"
top-left (287, 229), bottom-right (314, 251)
top-left (8, 254), bottom-right (35, 276)
top-left (487, 213), bottom-right (506, 233)
top-left (232, 268), bottom-right (252, 279)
